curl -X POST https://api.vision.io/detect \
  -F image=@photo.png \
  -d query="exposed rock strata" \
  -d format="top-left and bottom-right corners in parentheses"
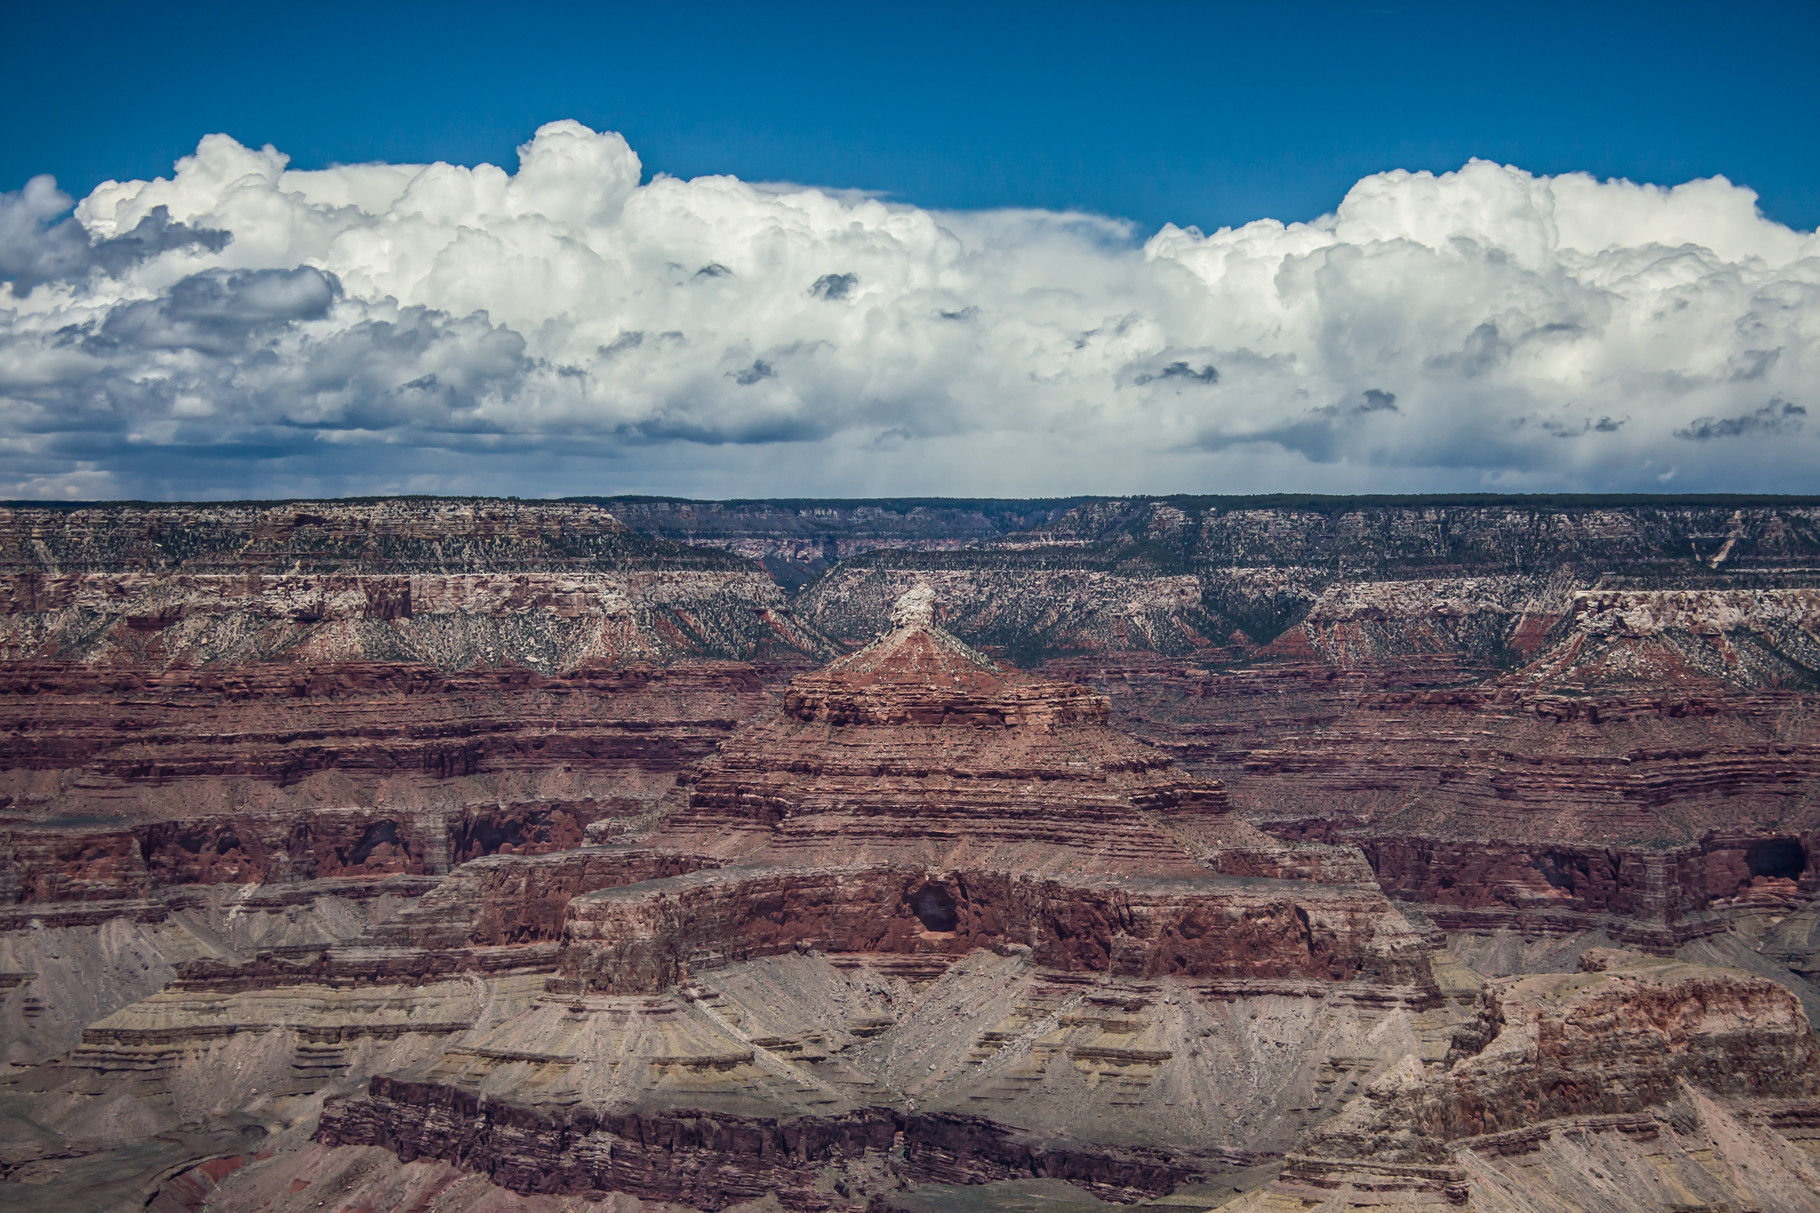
top-left (797, 499), bottom-right (1820, 663)
top-left (558, 865), bottom-right (1427, 995)
top-left (1221, 950), bottom-right (1820, 1211)
top-left (319, 1077), bottom-right (1208, 1208)
top-left (285, 591), bottom-right (1438, 1209)
top-left (1311, 949), bottom-right (1820, 1160)
top-left (793, 503), bottom-right (1820, 976)
top-left (0, 661), bottom-right (774, 905)
top-left (0, 499), bottom-right (827, 670)
top-left (587, 497), bottom-right (1083, 589)
top-left (8, 497), bottom-right (1820, 1213)
top-left (556, 588), bottom-right (1428, 999)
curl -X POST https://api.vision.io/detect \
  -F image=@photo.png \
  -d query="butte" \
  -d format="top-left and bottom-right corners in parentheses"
top-left (319, 586), bottom-right (1436, 1206)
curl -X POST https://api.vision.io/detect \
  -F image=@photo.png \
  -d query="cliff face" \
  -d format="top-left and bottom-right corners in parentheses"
top-left (0, 500), bottom-right (827, 670)
top-left (0, 500), bottom-right (812, 914)
top-left (6, 496), bottom-right (1820, 1213)
top-left (1224, 950), bottom-right (1820, 1211)
top-left (783, 500), bottom-right (1820, 973)
top-left (797, 499), bottom-right (1820, 663)
top-left (537, 593), bottom-right (1425, 1005)
top-left (577, 497), bottom-right (1085, 590)
top-left (2, 499), bottom-right (758, 574)
top-left (1309, 949), bottom-right (1820, 1162)
top-left (0, 661), bottom-right (774, 908)
top-left (32, 590), bottom-right (1429, 1212)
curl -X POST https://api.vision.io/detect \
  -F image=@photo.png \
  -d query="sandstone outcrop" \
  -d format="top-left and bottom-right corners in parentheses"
top-left (0, 661), bottom-right (767, 897)
top-left (792, 502), bottom-right (1820, 968)
top-left (7, 495), bottom-right (1820, 1213)
top-left (589, 497), bottom-right (1082, 589)
top-left (1313, 949), bottom-right (1820, 1158)
top-left (0, 499), bottom-right (827, 669)
top-left (552, 586), bottom-right (1430, 997)
top-left (284, 589), bottom-right (1438, 1208)
top-left (1221, 950), bottom-right (1820, 1211)
top-left (0, 500), bottom-right (812, 929)
top-left (797, 498), bottom-right (1820, 660)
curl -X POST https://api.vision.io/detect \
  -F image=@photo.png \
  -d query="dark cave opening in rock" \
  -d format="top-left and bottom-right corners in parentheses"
top-left (1535, 850), bottom-right (1588, 893)
top-left (452, 812), bottom-right (531, 861)
top-left (911, 884), bottom-right (957, 932)
top-left (348, 820), bottom-right (403, 867)
top-left (1746, 838), bottom-right (1807, 880)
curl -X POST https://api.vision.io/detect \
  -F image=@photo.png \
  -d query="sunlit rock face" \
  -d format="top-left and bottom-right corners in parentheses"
top-left (301, 593), bottom-right (1433, 1200)
top-left (6, 499), bottom-right (1820, 1213)
top-left (1225, 951), bottom-right (1820, 1213)
top-left (0, 498), bottom-right (811, 933)
top-left (302, 594), bottom-right (1820, 1211)
top-left (553, 588), bottom-right (1429, 998)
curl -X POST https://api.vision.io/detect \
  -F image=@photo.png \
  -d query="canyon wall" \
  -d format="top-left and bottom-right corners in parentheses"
top-left (6, 495), bottom-right (1820, 1213)
top-left (0, 501), bottom-right (809, 923)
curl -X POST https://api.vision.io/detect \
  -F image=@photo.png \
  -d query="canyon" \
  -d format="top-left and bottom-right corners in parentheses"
top-left (2, 495), bottom-right (1820, 1212)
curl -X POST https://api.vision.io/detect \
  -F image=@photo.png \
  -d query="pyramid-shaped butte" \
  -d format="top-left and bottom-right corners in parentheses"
top-left (321, 589), bottom-right (1441, 1206)
top-left (656, 583), bottom-right (1258, 876)
top-left (561, 588), bottom-right (1433, 991)
top-left (785, 583), bottom-right (1107, 726)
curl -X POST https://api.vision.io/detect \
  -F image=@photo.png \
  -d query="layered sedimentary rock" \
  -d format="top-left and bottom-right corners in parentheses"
top-left (825, 508), bottom-right (1820, 961)
top-left (0, 501), bottom-right (814, 927)
top-left (8, 496), bottom-right (1820, 1213)
top-left (1222, 950), bottom-right (1820, 1211)
top-left (1207, 588), bottom-right (1820, 965)
top-left (0, 662), bottom-right (769, 900)
top-left (0, 501), bottom-right (814, 1135)
top-left (587, 497), bottom-right (1083, 589)
top-left (781, 503), bottom-right (1820, 1007)
top-left (288, 589), bottom-right (1440, 1209)
top-left (0, 499), bottom-right (826, 668)
top-left (797, 498), bottom-right (1820, 662)
top-left (551, 586), bottom-right (1430, 994)
top-left (796, 504), bottom-right (1820, 944)
top-left (1314, 949), bottom-right (1820, 1158)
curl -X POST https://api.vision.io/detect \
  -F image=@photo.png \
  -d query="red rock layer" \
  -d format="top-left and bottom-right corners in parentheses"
top-left (1230, 688), bottom-right (1820, 845)
top-left (0, 661), bottom-right (775, 905)
top-left (1040, 596), bottom-right (1820, 939)
top-left (1304, 950), bottom-right (1820, 1164)
top-left (318, 1079), bottom-right (1204, 1210)
top-left (0, 660), bottom-right (770, 785)
top-left (373, 846), bottom-right (723, 948)
top-left (556, 864), bottom-right (1432, 995)
top-left (1283, 829), bottom-right (1818, 940)
top-left (654, 608), bottom-right (1277, 878)
top-left (552, 592), bottom-right (1429, 998)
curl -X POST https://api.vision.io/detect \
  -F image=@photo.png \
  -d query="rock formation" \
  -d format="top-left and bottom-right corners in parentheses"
top-left (297, 589), bottom-right (1433, 1204)
top-left (795, 501), bottom-right (1820, 994)
top-left (1220, 950), bottom-right (1820, 1211)
top-left (5, 496), bottom-right (1820, 1212)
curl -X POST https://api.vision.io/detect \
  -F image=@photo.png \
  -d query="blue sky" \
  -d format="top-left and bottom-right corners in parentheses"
top-left (2, 0), bottom-right (1817, 500)
top-left (9, 0), bottom-right (1817, 235)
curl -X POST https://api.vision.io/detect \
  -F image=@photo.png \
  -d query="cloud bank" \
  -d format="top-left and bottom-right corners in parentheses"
top-left (2, 120), bottom-right (1816, 499)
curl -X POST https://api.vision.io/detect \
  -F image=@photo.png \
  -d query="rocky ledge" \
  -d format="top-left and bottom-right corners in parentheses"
top-left (1225, 949), bottom-right (1820, 1211)
top-left (7, 498), bottom-right (1820, 1213)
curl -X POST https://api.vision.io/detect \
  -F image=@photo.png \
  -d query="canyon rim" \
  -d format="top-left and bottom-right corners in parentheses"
top-left (9, 6), bottom-right (1820, 1206)
top-left (2, 495), bottom-right (1820, 1212)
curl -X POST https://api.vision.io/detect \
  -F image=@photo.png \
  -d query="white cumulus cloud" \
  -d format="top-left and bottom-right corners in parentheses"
top-left (1, 119), bottom-right (1816, 499)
